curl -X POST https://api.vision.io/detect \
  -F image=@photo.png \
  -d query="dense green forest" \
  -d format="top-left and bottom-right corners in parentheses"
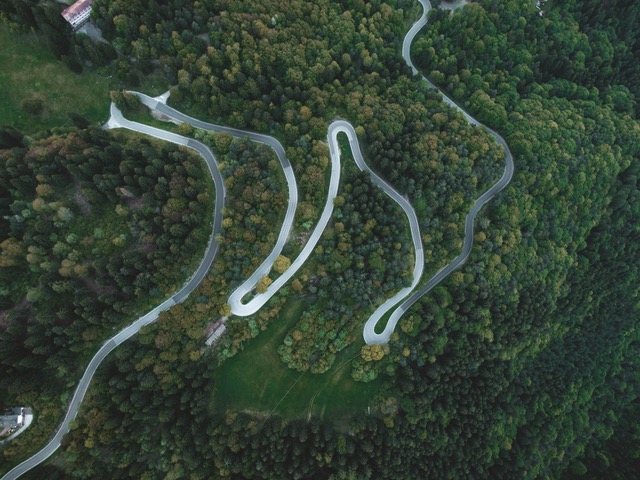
top-left (99, 0), bottom-right (504, 371)
top-left (1, 0), bottom-right (639, 478)
top-left (0, 127), bottom-right (214, 469)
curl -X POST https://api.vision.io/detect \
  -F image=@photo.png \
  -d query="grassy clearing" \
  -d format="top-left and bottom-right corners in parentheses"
top-left (212, 296), bottom-right (380, 420)
top-left (125, 106), bottom-right (183, 134)
top-left (0, 23), bottom-right (170, 134)
top-left (0, 25), bottom-right (115, 133)
top-left (134, 71), bottom-right (170, 98)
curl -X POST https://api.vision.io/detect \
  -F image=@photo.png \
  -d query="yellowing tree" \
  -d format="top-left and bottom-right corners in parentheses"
top-left (219, 303), bottom-right (231, 317)
top-left (177, 122), bottom-right (194, 137)
top-left (291, 278), bottom-right (304, 292)
top-left (35, 183), bottom-right (54, 197)
top-left (273, 255), bottom-right (291, 274)
top-left (361, 344), bottom-right (385, 362)
top-left (256, 275), bottom-right (273, 293)
top-left (214, 132), bottom-right (233, 154)
top-left (0, 238), bottom-right (23, 267)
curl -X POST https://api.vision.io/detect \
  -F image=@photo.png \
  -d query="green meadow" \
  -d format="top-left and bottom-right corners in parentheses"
top-left (212, 297), bottom-right (381, 420)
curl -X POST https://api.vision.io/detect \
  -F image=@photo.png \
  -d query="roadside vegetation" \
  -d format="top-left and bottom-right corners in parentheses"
top-left (93, 0), bottom-right (501, 375)
top-left (1, 0), bottom-right (639, 478)
top-left (0, 128), bottom-right (214, 471)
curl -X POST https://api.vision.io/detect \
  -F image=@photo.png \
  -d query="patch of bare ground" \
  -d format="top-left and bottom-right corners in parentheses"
top-left (0, 295), bottom-right (35, 329)
top-left (73, 180), bottom-right (91, 216)
top-left (137, 235), bottom-right (157, 254)
top-left (80, 276), bottom-right (118, 296)
top-left (125, 196), bottom-right (143, 211)
top-left (118, 187), bottom-right (144, 211)
top-left (197, 33), bottom-right (211, 45)
top-left (440, 0), bottom-right (470, 10)
top-left (151, 108), bottom-right (182, 125)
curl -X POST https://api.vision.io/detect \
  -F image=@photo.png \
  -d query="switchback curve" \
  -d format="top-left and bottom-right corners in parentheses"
top-left (138, 97), bottom-right (423, 332)
top-left (129, 91), bottom-right (300, 316)
top-left (2, 1), bottom-right (518, 475)
top-left (386, 0), bottom-right (515, 328)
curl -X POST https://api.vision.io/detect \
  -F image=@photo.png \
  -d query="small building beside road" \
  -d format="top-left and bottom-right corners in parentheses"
top-left (0, 408), bottom-right (24, 435)
top-left (204, 317), bottom-right (228, 347)
top-left (206, 324), bottom-right (227, 347)
top-left (0, 407), bottom-right (34, 443)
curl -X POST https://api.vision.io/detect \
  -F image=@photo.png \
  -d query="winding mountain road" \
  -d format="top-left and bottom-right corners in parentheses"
top-left (383, 0), bottom-right (514, 330)
top-left (2, 0), bottom-right (516, 476)
top-left (129, 91), bottom-right (300, 317)
top-left (337, 120), bottom-right (424, 345)
top-left (129, 0), bottom-right (515, 346)
top-left (136, 97), bottom-right (423, 330)
top-left (0, 104), bottom-right (225, 480)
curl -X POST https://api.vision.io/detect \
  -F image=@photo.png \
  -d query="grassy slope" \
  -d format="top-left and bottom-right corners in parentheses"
top-left (211, 132), bottom-right (421, 419)
top-left (0, 25), bottom-right (113, 133)
top-left (0, 25), bottom-right (169, 134)
top-left (212, 297), bottom-right (380, 420)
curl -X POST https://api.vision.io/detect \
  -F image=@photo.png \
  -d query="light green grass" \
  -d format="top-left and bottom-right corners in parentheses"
top-left (0, 25), bottom-right (113, 133)
top-left (125, 106), bottom-right (182, 134)
top-left (132, 70), bottom-right (169, 98)
top-left (212, 297), bottom-right (380, 420)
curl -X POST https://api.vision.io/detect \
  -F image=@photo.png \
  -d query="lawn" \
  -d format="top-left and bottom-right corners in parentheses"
top-left (125, 105), bottom-right (183, 134)
top-left (0, 25), bottom-right (113, 133)
top-left (0, 26), bottom-right (169, 134)
top-left (212, 297), bottom-right (381, 420)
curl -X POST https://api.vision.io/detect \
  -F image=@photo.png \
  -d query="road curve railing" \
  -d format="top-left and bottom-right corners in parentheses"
top-left (0, 104), bottom-right (225, 480)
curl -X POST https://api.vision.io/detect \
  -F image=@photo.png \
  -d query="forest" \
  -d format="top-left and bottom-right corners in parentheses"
top-left (0, 126), bottom-right (214, 468)
top-left (1, 0), bottom-right (639, 478)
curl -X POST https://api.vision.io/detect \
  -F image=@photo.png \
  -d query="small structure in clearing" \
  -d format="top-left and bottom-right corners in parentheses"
top-left (0, 407), bottom-right (33, 443)
top-left (205, 317), bottom-right (228, 347)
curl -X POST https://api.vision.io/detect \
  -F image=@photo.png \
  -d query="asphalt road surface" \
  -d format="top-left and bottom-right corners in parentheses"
top-left (0, 104), bottom-right (225, 480)
top-left (386, 0), bottom-right (515, 333)
top-left (133, 96), bottom-right (426, 345)
top-left (332, 120), bottom-right (425, 345)
top-left (2, 0), bottom-right (516, 474)
top-left (129, 91), bottom-right (301, 316)
top-left (135, 95), bottom-right (426, 328)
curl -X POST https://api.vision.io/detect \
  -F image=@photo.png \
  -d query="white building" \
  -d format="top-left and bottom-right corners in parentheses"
top-left (61, 0), bottom-right (94, 30)
top-left (205, 324), bottom-right (227, 347)
top-left (0, 408), bottom-right (24, 431)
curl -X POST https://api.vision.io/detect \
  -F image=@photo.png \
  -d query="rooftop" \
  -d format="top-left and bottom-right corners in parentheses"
top-left (61, 0), bottom-right (94, 22)
top-left (0, 409), bottom-right (24, 429)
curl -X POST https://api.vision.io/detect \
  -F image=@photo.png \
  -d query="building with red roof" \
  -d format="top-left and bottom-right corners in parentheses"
top-left (61, 0), bottom-right (94, 30)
